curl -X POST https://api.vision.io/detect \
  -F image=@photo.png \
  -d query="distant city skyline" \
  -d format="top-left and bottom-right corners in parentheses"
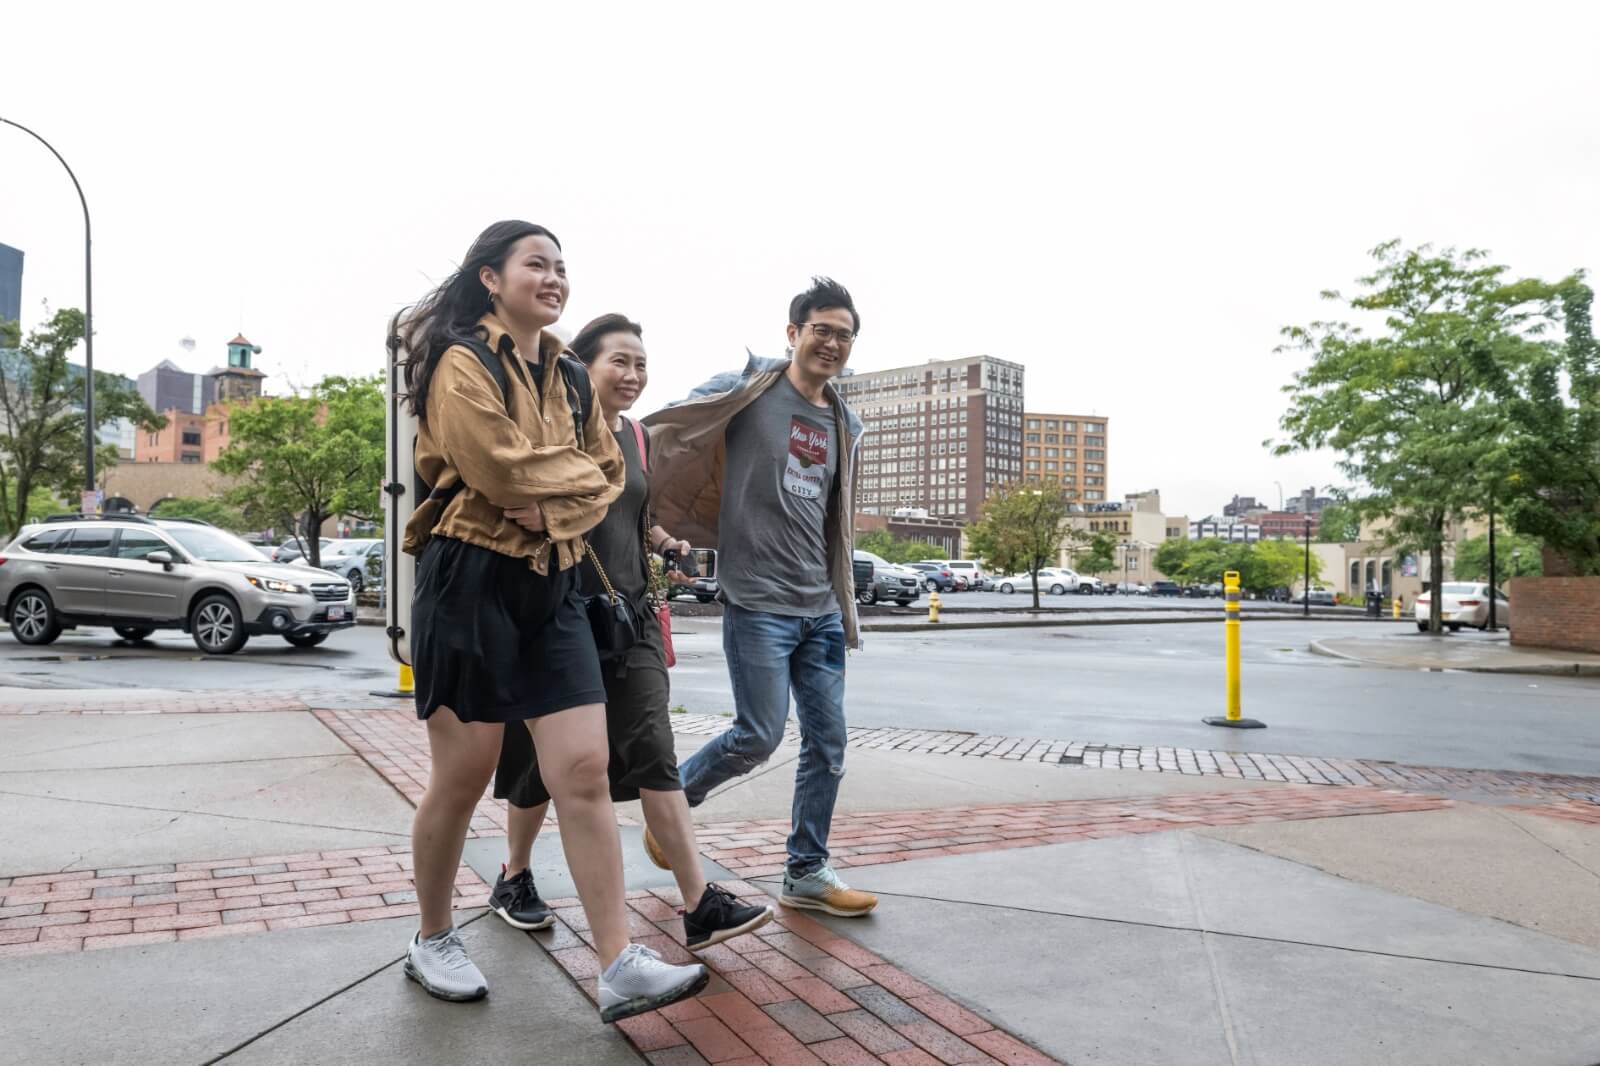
top-left (3, 3), bottom-right (1596, 520)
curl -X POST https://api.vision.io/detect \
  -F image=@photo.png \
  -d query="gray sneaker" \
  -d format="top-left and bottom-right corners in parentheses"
top-left (405, 927), bottom-right (488, 1002)
top-left (597, 943), bottom-right (709, 1023)
top-left (780, 865), bottom-right (878, 917)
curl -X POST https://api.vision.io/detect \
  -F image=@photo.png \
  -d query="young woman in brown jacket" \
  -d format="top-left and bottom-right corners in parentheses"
top-left (395, 221), bottom-right (706, 1021)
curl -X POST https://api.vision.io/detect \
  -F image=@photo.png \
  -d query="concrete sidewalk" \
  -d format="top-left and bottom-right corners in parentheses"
top-left (1312, 629), bottom-right (1600, 676)
top-left (3, 692), bottom-right (1598, 1065)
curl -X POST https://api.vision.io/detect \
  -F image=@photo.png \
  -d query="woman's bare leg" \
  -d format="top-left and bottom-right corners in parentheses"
top-left (639, 789), bottom-right (710, 905)
top-left (413, 710), bottom-right (503, 937)
top-left (528, 705), bottom-right (630, 966)
top-left (506, 801), bottom-right (550, 875)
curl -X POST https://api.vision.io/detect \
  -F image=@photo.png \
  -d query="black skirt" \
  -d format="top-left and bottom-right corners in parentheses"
top-left (412, 536), bottom-right (606, 724)
top-left (494, 619), bottom-right (681, 807)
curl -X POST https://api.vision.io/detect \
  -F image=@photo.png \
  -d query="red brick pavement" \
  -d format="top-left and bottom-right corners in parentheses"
top-left (0, 847), bottom-right (485, 959)
top-left (543, 886), bottom-right (1064, 1065)
top-left (688, 787), bottom-right (1451, 878)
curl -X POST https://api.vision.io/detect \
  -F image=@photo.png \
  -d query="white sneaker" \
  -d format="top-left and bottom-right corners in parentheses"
top-left (597, 943), bottom-right (709, 1023)
top-left (405, 927), bottom-right (488, 1002)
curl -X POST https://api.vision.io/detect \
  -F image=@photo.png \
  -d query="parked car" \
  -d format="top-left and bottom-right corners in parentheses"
top-left (1132, 583), bottom-right (1152, 595)
top-left (1415, 583), bottom-right (1511, 632)
top-left (853, 550), bottom-right (922, 606)
top-left (996, 568), bottom-right (1080, 596)
top-left (1300, 587), bottom-right (1336, 606)
top-left (302, 538), bottom-right (382, 591)
top-left (922, 559), bottom-right (988, 591)
top-left (664, 548), bottom-right (719, 604)
top-left (906, 562), bottom-right (956, 592)
top-left (272, 537), bottom-right (334, 564)
top-left (0, 515), bottom-right (355, 654)
top-left (1150, 580), bottom-right (1181, 597)
top-left (1075, 575), bottom-right (1104, 595)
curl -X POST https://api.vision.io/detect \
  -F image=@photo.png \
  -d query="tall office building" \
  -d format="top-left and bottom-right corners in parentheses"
top-left (833, 355), bottom-right (1025, 521)
top-left (1022, 412), bottom-right (1109, 502)
top-left (0, 243), bottom-right (22, 326)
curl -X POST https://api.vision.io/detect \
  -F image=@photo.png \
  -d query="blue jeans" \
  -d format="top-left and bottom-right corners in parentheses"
top-left (679, 603), bottom-right (847, 878)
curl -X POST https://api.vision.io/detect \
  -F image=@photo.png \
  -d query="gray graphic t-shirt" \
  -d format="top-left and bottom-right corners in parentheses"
top-left (717, 375), bottom-right (840, 616)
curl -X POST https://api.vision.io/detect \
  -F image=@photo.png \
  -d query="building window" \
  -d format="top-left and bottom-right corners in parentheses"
top-left (181, 431), bottom-right (202, 446)
top-left (1045, 448), bottom-right (1058, 458)
top-left (1026, 419), bottom-right (1040, 430)
top-left (1086, 449), bottom-right (1105, 460)
top-left (181, 453), bottom-right (202, 464)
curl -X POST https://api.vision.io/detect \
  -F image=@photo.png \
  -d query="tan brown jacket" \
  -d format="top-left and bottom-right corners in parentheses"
top-left (402, 314), bottom-right (623, 573)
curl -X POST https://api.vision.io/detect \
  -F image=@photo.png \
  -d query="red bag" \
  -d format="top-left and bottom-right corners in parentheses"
top-left (630, 418), bottom-right (676, 668)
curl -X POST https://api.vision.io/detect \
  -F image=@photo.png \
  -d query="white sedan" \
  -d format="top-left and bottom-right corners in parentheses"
top-left (996, 568), bottom-right (1078, 595)
top-left (1415, 582), bottom-right (1511, 631)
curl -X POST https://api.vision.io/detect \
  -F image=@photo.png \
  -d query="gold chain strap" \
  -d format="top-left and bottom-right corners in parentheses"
top-left (584, 540), bottom-right (620, 605)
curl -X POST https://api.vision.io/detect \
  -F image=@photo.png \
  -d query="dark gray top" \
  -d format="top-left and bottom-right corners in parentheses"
top-left (579, 418), bottom-right (649, 605)
top-left (716, 375), bottom-right (840, 616)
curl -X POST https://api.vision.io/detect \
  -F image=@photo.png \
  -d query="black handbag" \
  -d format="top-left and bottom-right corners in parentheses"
top-left (583, 543), bottom-right (642, 661)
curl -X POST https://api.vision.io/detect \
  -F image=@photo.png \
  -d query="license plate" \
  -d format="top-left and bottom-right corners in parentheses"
top-left (327, 606), bottom-right (346, 621)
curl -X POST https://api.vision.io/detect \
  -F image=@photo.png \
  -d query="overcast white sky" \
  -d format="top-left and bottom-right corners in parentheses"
top-left (3, 1), bottom-right (1596, 518)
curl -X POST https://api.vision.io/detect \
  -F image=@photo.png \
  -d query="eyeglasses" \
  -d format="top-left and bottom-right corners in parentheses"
top-left (800, 323), bottom-right (857, 346)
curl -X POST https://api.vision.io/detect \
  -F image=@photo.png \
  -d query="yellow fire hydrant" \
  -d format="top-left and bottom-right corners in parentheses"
top-left (1393, 596), bottom-right (1402, 619)
top-left (928, 589), bottom-right (942, 624)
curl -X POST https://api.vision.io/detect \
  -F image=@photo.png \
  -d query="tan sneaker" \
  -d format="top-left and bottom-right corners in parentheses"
top-left (780, 865), bottom-right (878, 917)
top-left (642, 826), bottom-right (671, 871)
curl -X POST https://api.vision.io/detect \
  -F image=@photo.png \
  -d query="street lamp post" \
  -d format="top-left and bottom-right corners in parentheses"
top-left (1303, 516), bottom-right (1313, 618)
top-left (1487, 492), bottom-right (1498, 632)
top-left (1, 117), bottom-right (95, 496)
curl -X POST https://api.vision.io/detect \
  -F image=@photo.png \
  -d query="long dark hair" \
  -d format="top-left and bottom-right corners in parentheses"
top-left (398, 220), bottom-right (562, 416)
top-left (570, 313), bottom-right (643, 366)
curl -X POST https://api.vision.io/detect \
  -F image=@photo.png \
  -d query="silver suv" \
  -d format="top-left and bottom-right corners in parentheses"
top-left (0, 515), bottom-right (355, 654)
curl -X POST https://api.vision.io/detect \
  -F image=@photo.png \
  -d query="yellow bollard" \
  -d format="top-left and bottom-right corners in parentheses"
top-left (370, 663), bottom-right (415, 699)
top-left (1204, 570), bottom-right (1266, 729)
top-left (928, 589), bottom-right (942, 624)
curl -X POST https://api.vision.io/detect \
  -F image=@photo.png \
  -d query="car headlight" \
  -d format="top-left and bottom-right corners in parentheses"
top-left (247, 575), bottom-right (307, 595)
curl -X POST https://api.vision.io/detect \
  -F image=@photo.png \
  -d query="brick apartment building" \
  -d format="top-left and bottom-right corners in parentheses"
top-left (1023, 412), bottom-right (1109, 502)
top-left (833, 355), bottom-right (1025, 522)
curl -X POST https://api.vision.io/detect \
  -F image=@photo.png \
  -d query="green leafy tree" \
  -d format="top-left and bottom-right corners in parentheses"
top-left (1152, 538), bottom-right (1192, 582)
top-left (149, 496), bottom-right (248, 532)
top-left (1317, 497), bottom-right (1363, 542)
top-left (855, 529), bottom-right (943, 565)
top-left (211, 375), bottom-right (384, 569)
top-left (965, 482), bottom-right (1073, 608)
top-left (1479, 279), bottom-right (1600, 574)
top-left (1067, 531), bottom-right (1118, 576)
top-left (0, 310), bottom-right (165, 533)
top-left (1243, 539), bottom-right (1324, 593)
top-left (1273, 242), bottom-right (1561, 632)
top-left (1451, 532), bottom-right (1543, 581)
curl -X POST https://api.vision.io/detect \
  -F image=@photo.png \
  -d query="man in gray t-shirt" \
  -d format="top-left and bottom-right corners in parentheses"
top-left (672, 278), bottom-right (878, 918)
top-left (716, 375), bottom-right (840, 617)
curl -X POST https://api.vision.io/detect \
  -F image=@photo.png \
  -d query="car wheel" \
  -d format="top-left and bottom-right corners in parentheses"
top-left (696, 595), bottom-right (716, 604)
top-left (1416, 622), bottom-right (1429, 632)
top-left (1447, 623), bottom-right (1463, 632)
top-left (284, 631), bottom-right (329, 648)
top-left (925, 579), bottom-right (939, 592)
top-left (896, 598), bottom-right (913, 606)
top-left (1050, 584), bottom-right (1066, 595)
top-left (114, 626), bottom-right (155, 642)
top-left (191, 594), bottom-right (249, 655)
top-left (9, 589), bottom-right (62, 645)
top-left (347, 569), bottom-right (364, 592)
top-left (999, 582), bottom-right (1014, 594)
